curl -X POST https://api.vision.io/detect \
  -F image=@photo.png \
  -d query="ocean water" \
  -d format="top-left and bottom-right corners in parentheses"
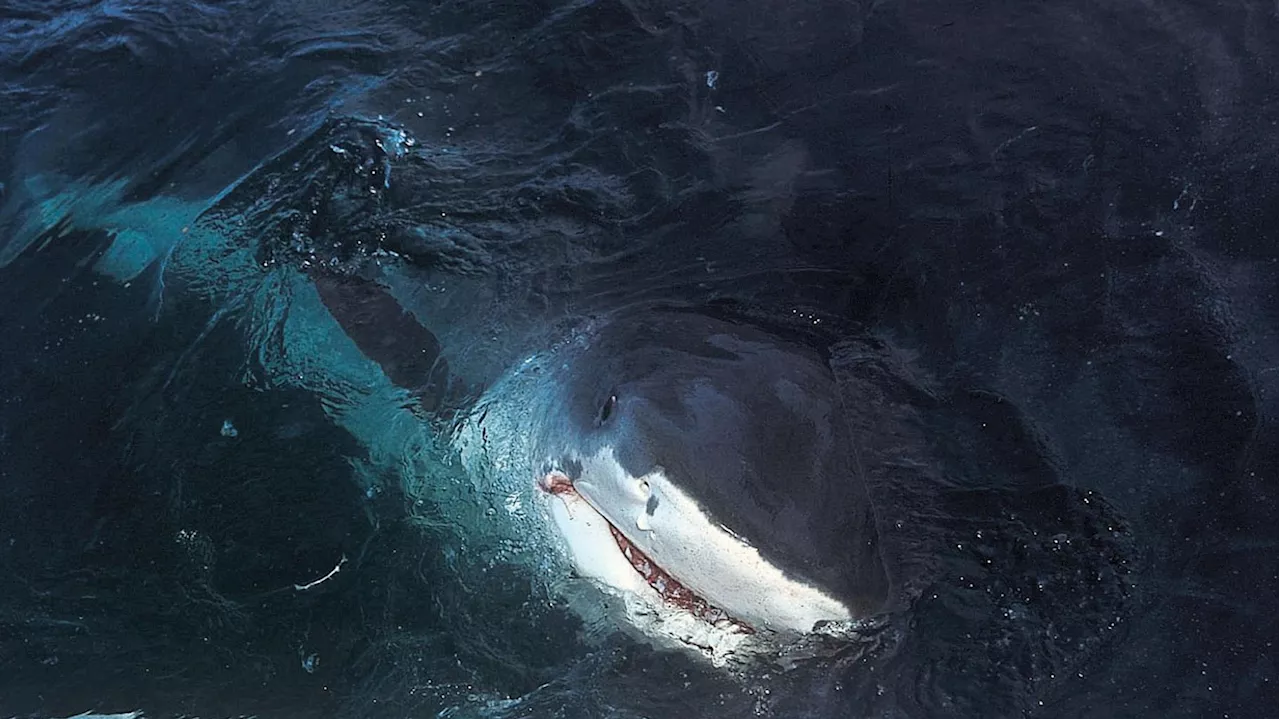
top-left (0, 0), bottom-right (1274, 717)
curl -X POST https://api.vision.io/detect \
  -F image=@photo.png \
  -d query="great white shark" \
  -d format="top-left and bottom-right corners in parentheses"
top-left (2, 119), bottom-right (894, 664)
top-left (316, 271), bottom-right (891, 660)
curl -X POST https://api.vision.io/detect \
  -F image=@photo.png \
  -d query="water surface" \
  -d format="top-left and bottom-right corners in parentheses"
top-left (0, 1), bottom-right (1274, 717)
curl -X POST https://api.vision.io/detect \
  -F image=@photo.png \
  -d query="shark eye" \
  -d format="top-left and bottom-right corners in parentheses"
top-left (598, 394), bottom-right (617, 424)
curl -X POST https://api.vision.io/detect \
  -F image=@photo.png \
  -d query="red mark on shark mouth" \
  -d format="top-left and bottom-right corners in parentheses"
top-left (539, 471), bottom-right (576, 496)
top-left (539, 471), bottom-right (753, 634)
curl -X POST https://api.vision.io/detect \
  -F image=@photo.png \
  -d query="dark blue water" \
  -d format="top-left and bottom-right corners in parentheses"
top-left (0, 1), bottom-right (1274, 717)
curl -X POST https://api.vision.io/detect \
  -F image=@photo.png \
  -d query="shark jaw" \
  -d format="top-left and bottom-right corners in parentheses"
top-left (536, 453), bottom-right (855, 664)
top-left (537, 471), bottom-right (765, 663)
top-left (540, 471), bottom-right (754, 636)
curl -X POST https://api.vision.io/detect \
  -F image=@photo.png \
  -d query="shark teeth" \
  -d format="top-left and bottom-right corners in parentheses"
top-left (540, 469), bottom-right (752, 634)
top-left (607, 523), bottom-right (753, 634)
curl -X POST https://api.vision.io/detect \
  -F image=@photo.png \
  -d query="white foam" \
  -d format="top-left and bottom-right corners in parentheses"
top-left (20, 713), bottom-right (144, 719)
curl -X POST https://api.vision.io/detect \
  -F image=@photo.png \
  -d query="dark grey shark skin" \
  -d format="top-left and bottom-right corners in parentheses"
top-left (532, 308), bottom-right (892, 619)
top-left (313, 272), bottom-right (460, 414)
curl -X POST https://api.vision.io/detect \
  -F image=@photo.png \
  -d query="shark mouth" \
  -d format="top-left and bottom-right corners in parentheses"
top-left (540, 471), bottom-right (753, 634)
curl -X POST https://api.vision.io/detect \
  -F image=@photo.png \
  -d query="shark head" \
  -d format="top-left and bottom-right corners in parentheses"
top-left (530, 309), bottom-right (890, 650)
